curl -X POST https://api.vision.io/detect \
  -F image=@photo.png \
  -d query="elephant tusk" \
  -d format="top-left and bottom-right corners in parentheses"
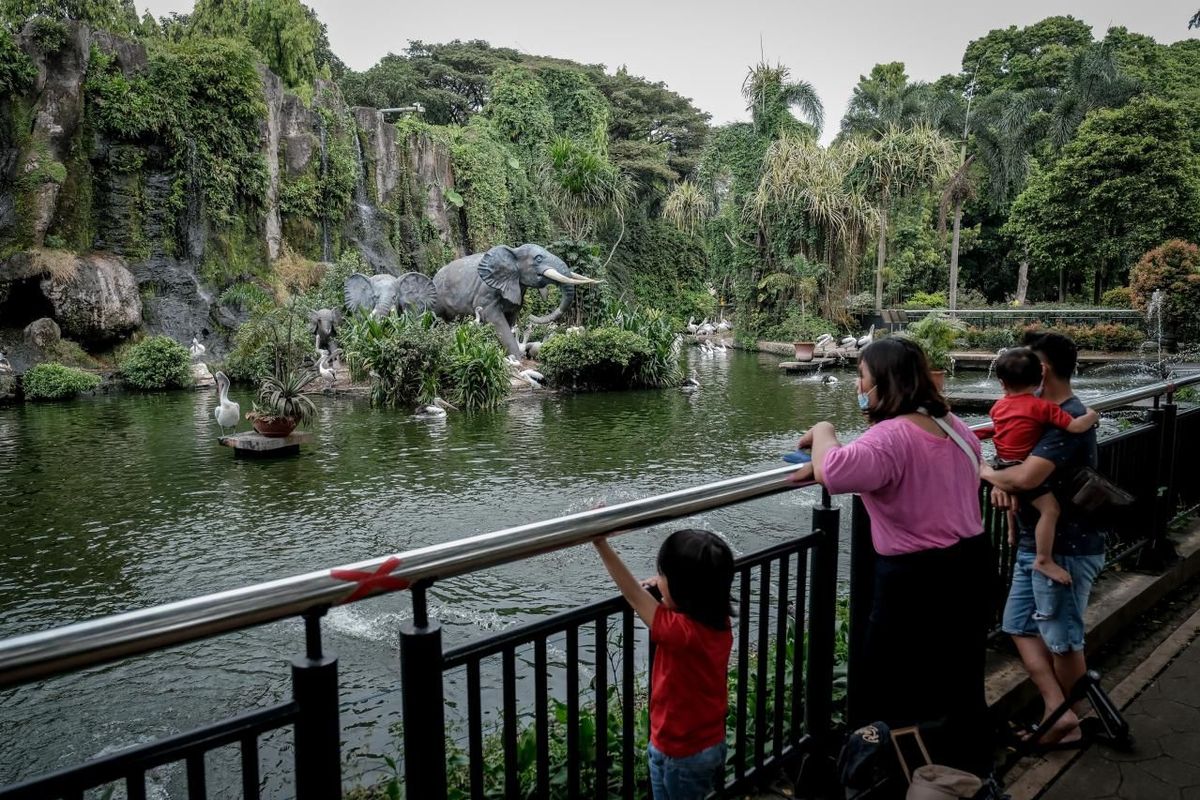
top-left (543, 268), bottom-right (600, 286)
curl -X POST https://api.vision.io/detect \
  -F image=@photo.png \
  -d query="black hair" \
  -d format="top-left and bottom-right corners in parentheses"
top-left (994, 347), bottom-right (1043, 390)
top-left (860, 337), bottom-right (949, 422)
top-left (1021, 330), bottom-right (1077, 380)
top-left (656, 529), bottom-right (734, 631)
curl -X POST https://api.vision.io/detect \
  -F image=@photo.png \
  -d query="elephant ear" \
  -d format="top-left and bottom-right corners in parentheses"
top-left (344, 273), bottom-right (374, 313)
top-left (477, 245), bottom-right (522, 306)
top-left (396, 272), bottom-right (438, 314)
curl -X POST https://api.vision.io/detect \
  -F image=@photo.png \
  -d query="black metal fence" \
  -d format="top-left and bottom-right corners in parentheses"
top-left (903, 307), bottom-right (1146, 329)
top-left (0, 380), bottom-right (1196, 800)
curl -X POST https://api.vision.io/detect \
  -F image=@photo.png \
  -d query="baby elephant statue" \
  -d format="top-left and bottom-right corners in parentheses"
top-left (309, 308), bottom-right (341, 354)
top-left (344, 272), bottom-right (438, 318)
top-left (433, 243), bottom-right (599, 358)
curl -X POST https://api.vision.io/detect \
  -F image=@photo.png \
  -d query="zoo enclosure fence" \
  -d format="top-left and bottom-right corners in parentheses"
top-left (0, 373), bottom-right (1196, 799)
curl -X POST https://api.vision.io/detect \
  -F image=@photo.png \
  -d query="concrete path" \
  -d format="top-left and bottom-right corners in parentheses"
top-left (1040, 633), bottom-right (1200, 800)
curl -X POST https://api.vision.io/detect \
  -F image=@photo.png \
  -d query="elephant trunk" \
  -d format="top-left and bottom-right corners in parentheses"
top-left (530, 283), bottom-right (576, 324)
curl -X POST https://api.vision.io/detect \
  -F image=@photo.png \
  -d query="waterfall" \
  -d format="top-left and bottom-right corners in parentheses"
top-left (318, 117), bottom-right (332, 262)
top-left (353, 126), bottom-right (368, 205)
top-left (1147, 289), bottom-right (1166, 377)
top-left (184, 137), bottom-right (204, 261)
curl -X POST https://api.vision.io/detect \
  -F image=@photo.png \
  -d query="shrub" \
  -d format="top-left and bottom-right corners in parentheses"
top-left (1060, 323), bottom-right (1144, 351)
top-left (22, 363), bottom-right (101, 401)
top-left (341, 311), bottom-right (449, 408)
top-left (446, 324), bottom-right (510, 411)
top-left (539, 328), bottom-right (653, 391)
top-left (120, 336), bottom-right (192, 390)
top-left (1129, 240), bottom-right (1200, 340)
top-left (1100, 287), bottom-right (1134, 309)
top-left (599, 300), bottom-right (682, 388)
top-left (963, 326), bottom-right (1018, 351)
top-left (902, 313), bottom-right (967, 371)
top-left (903, 290), bottom-right (947, 309)
top-left (225, 300), bottom-right (313, 382)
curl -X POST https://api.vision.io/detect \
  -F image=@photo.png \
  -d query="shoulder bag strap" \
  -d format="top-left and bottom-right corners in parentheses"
top-left (923, 410), bottom-right (982, 477)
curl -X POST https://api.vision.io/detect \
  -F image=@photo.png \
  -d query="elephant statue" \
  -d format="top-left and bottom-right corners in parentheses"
top-left (309, 308), bottom-right (341, 354)
top-left (344, 272), bottom-right (438, 318)
top-left (433, 244), bottom-right (599, 358)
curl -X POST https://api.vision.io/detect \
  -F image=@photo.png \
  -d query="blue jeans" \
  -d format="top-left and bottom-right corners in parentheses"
top-left (648, 741), bottom-right (725, 800)
top-left (1002, 550), bottom-right (1104, 654)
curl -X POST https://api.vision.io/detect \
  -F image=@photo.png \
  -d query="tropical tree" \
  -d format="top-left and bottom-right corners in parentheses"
top-left (742, 62), bottom-right (824, 138)
top-left (840, 62), bottom-right (931, 139)
top-left (662, 181), bottom-right (712, 234)
top-left (937, 154), bottom-right (977, 310)
top-left (848, 124), bottom-right (957, 314)
top-left (1006, 97), bottom-right (1200, 302)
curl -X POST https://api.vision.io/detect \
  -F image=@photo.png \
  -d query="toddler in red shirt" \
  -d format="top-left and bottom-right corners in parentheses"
top-left (593, 529), bottom-right (733, 800)
top-left (990, 348), bottom-right (1098, 585)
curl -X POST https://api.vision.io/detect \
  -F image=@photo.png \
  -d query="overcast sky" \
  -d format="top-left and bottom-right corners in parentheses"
top-left (142, 0), bottom-right (1197, 144)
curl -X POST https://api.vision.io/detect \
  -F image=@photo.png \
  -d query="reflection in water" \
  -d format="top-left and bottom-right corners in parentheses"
top-left (0, 352), bottom-right (1157, 793)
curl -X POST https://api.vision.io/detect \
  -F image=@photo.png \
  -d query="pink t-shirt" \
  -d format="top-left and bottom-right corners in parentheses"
top-left (822, 415), bottom-right (983, 556)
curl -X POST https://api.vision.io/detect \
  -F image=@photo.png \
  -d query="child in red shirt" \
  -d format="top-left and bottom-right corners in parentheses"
top-left (593, 529), bottom-right (734, 800)
top-left (990, 348), bottom-right (1099, 585)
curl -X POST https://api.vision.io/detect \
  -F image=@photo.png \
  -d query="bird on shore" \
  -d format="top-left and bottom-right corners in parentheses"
top-left (213, 371), bottom-right (239, 435)
top-left (856, 325), bottom-right (875, 349)
top-left (414, 397), bottom-right (456, 418)
top-left (716, 320), bottom-right (732, 333)
top-left (0, 352), bottom-right (11, 374)
top-left (190, 337), bottom-right (205, 360)
top-left (317, 350), bottom-right (336, 390)
top-left (685, 317), bottom-right (699, 334)
top-left (517, 368), bottom-right (544, 387)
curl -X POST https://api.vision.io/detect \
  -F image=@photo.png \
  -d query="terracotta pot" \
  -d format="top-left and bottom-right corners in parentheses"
top-left (929, 370), bottom-right (946, 392)
top-left (251, 417), bottom-right (298, 437)
top-left (793, 342), bottom-right (816, 362)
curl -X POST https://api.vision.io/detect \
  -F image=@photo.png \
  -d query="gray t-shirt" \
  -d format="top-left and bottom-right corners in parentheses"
top-left (1015, 395), bottom-right (1105, 556)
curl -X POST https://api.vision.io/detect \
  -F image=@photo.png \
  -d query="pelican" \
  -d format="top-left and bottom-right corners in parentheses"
top-left (518, 368), bottom-right (544, 387)
top-left (505, 354), bottom-right (522, 367)
top-left (856, 325), bottom-right (875, 349)
top-left (697, 321), bottom-right (715, 336)
top-left (414, 397), bottom-right (456, 418)
top-left (714, 340), bottom-right (727, 353)
top-left (516, 326), bottom-right (532, 358)
top-left (566, 326), bottom-right (585, 335)
top-left (821, 374), bottom-right (839, 384)
top-left (681, 374), bottom-right (700, 391)
top-left (840, 335), bottom-right (857, 348)
top-left (317, 350), bottom-right (336, 390)
top-left (816, 333), bottom-right (834, 347)
top-left (213, 371), bottom-right (239, 435)
top-left (473, 306), bottom-right (485, 325)
top-left (0, 352), bottom-right (11, 374)
top-left (685, 317), bottom-right (699, 334)
top-left (715, 320), bottom-right (732, 332)
top-left (190, 337), bottom-right (205, 360)
top-left (526, 338), bottom-right (544, 359)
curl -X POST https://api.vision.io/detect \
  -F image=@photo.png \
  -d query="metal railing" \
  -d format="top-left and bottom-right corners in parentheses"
top-left (0, 374), bottom-right (1197, 799)
top-left (903, 307), bottom-right (1146, 329)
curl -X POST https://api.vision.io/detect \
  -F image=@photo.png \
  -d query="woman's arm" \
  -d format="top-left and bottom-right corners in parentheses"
top-left (593, 538), bottom-right (659, 627)
top-left (798, 421), bottom-right (842, 484)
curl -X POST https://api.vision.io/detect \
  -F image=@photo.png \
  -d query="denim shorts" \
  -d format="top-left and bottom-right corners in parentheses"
top-left (648, 741), bottom-right (726, 800)
top-left (1001, 549), bottom-right (1104, 654)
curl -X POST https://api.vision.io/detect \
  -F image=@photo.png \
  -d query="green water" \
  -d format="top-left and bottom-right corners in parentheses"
top-left (0, 350), bottom-right (1144, 795)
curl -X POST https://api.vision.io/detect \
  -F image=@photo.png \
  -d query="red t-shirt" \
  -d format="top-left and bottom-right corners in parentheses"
top-left (649, 607), bottom-right (732, 757)
top-left (989, 393), bottom-right (1078, 462)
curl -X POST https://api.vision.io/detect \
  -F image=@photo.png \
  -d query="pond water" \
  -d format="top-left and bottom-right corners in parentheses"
top-left (0, 350), bottom-right (1156, 795)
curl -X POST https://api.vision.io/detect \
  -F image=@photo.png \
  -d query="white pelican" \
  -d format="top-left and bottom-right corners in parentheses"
top-left (716, 320), bottom-right (732, 332)
top-left (715, 340), bottom-right (727, 353)
top-left (840, 336), bottom-right (857, 348)
top-left (566, 326), bottom-right (585, 335)
top-left (856, 325), bottom-right (875, 348)
top-left (213, 371), bottom-right (239, 435)
top-left (697, 322), bottom-right (715, 336)
top-left (526, 339), bottom-right (543, 359)
top-left (414, 397), bottom-right (457, 418)
top-left (685, 317), bottom-right (699, 334)
top-left (0, 352), bottom-right (11, 374)
top-left (518, 368), bottom-right (544, 387)
top-left (681, 374), bottom-right (700, 391)
top-left (505, 354), bottom-right (521, 367)
top-left (190, 337), bottom-right (205, 360)
top-left (317, 350), bottom-right (336, 390)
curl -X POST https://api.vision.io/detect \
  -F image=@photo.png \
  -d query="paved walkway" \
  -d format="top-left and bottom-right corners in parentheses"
top-left (1041, 633), bottom-right (1200, 800)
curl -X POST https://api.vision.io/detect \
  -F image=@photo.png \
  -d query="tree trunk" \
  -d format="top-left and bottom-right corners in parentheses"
top-left (1058, 266), bottom-right (1065, 303)
top-left (874, 216), bottom-right (887, 315)
top-left (949, 199), bottom-right (963, 313)
top-left (1015, 257), bottom-right (1029, 306)
top-left (1093, 264), bottom-right (1103, 305)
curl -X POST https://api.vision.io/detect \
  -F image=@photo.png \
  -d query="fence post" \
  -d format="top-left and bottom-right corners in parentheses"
top-left (806, 489), bottom-right (839, 738)
top-left (1143, 398), bottom-right (1179, 569)
top-left (292, 609), bottom-right (342, 800)
top-left (845, 496), bottom-right (874, 729)
top-left (400, 583), bottom-right (447, 798)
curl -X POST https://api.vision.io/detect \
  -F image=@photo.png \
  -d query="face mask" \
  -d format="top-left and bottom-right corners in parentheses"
top-left (857, 385), bottom-right (875, 412)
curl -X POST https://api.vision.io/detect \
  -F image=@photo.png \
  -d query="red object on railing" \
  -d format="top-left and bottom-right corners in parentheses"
top-left (330, 556), bottom-right (410, 603)
top-left (973, 426), bottom-right (995, 441)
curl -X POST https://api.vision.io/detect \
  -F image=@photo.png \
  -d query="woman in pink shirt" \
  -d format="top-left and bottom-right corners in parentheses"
top-left (796, 337), bottom-right (993, 773)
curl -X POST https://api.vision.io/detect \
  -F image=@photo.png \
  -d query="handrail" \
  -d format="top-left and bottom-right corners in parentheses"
top-left (904, 308), bottom-right (1144, 315)
top-left (1, 373), bottom-right (1196, 689)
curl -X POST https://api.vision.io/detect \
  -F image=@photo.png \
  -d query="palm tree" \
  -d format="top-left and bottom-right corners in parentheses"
top-left (543, 137), bottom-right (633, 242)
top-left (848, 124), bottom-right (957, 314)
top-left (1046, 43), bottom-right (1139, 151)
top-left (662, 181), bottom-right (712, 234)
top-left (938, 154), bottom-right (977, 311)
top-left (840, 62), bottom-right (932, 140)
top-left (742, 62), bottom-right (824, 139)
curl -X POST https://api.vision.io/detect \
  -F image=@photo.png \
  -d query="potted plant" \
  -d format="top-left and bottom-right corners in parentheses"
top-left (793, 341), bottom-right (816, 362)
top-left (246, 369), bottom-right (317, 436)
top-left (904, 313), bottom-right (966, 391)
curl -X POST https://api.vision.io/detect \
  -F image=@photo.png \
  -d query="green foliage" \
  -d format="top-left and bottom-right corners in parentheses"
top-left (0, 27), bottom-right (33, 94)
top-left (119, 335), bottom-right (191, 390)
top-left (29, 16), bottom-right (68, 51)
top-left (187, 0), bottom-right (320, 89)
top-left (1006, 98), bottom-right (1200, 302)
top-left (902, 312), bottom-right (967, 370)
top-left (445, 323), bottom-right (509, 411)
top-left (255, 368), bottom-right (317, 423)
top-left (904, 290), bottom-right (948, 308)
top-left (840, 62), bottom-right (931, 139)
top-left (85, 38), bottom-right (268, 228)
top-left (219, 281), bottom-right (276, 313)
top-left (599, 300), bottom-right (683, 388)
top-left (224, 300), bottom-right (313, 382)
top-left (339, 311), bottom-right (449, 408)
top-left (539, 327), bottom-right (652, 391)
top-left (0, 0), bottom-right (139, 33)
top-left (963, 322), bottom-right (1144, 351)
top-left (1100, 286), bottom-right (1134, 308)
top-left (962, 15), bottom-right (1094, 96)
top-left (750, 310), bottom-right (838, 344)
top-left (22, 362), bottom-right (101, 400)
top-left (1129, 239), bottom-right (1200, 338)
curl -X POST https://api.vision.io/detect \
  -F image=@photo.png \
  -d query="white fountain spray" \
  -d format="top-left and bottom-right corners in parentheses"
top-left (1147, 288), bottom-right (1166, 378)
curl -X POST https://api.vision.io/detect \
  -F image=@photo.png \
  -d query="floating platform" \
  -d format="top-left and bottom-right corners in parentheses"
top-left (219, 431), bottom-right (313, 458)
top-left (779, 358), bottom-right (838, 373)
